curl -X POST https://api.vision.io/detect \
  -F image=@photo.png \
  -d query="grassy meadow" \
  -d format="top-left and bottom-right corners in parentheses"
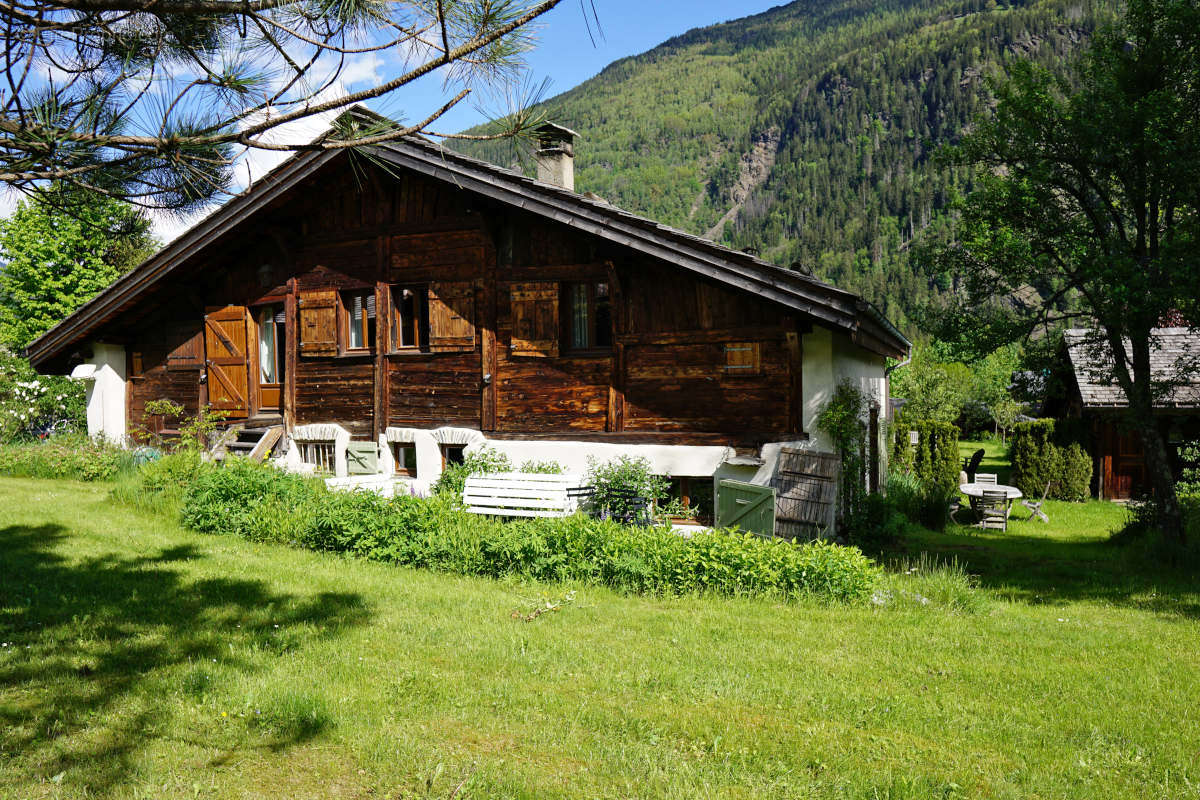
top-left (1, 473), bottom-right (1199, 799)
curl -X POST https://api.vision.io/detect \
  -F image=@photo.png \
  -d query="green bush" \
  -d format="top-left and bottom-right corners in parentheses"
top-left (173, 459), bottom-right (881, 603)
top-left (1010, 419), bottom-right (1093, 501)
top-left (0, 346), bottom-right (86, 443)
top-left (886, 469), bottom-right (956, 531)
top-left (843, 492), bottom-right (908, 549)
top-left (584, 455), bottom-right (668, 522)
top-left (891, 418), bottom-right (960, 491)
top-left (430, 446), bottom-right (514, 498)
top-left (0, 434), bottom-right (134, 481)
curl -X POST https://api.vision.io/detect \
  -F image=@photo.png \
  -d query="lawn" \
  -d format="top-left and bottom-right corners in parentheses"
top-left (2, 478), bottom-right (1199, 799)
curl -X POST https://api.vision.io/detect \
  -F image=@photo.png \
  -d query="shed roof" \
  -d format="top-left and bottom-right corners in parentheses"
top-left (26, 110), bottom-right (909, 367)
top-left (1064, 327), bottom-right (1200, 409)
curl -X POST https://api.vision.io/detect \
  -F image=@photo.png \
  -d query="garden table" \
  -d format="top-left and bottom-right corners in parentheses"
top-left (959, 482), bottom-right (1023, 518)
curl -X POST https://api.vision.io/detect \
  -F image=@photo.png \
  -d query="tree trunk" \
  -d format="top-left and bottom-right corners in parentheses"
top-left (1135, 415), bottom-right (1186, 549)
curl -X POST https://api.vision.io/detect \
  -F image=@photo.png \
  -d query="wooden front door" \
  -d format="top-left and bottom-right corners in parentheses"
top-left (1104, 423), bottom-right (1146, 500)
top-left (204, 305), bottom-right (251, 416)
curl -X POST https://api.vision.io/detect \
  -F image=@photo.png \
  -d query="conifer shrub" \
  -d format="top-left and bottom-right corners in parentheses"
top-left (891, 418), bottom-right (960, 491)
top-left (1010, 419), bottom-right (1093, 501)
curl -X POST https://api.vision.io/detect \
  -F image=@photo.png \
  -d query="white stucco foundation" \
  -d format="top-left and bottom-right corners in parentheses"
top-left (70, 342), bottom-right (127, 444)
top-left (288, 423), bottom-right (351, 477)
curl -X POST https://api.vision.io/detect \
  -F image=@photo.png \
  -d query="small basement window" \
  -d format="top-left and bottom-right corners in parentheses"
top-left (666, 477), bottom-right (714, 525)
top-left (392, 442), bottom-right (418, 477)
top-left (563, 281), bottom-right (612, 351)
top-left (440, 444), bottom-right (466, 468)
top-left (300, 441), bottom-right (336, 473)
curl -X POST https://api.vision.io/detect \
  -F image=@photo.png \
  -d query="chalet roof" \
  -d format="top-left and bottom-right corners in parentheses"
top-left (26, 111), bottom-right (909, 368)
top-left (1064, 328), bottom-right (1200, 409)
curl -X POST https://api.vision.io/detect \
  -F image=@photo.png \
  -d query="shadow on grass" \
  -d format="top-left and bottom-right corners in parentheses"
top-left (902, 522), bottom-right (1200, 619)
top-left (0, 523), bottom-right (370, 794)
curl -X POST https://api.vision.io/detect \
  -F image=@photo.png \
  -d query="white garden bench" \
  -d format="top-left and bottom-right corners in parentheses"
top-left (462, 472), bottom-right (588, 518)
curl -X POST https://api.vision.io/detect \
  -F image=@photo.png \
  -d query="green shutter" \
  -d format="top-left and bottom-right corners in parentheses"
top-left (346, 442), bottom-right (378, 475)
top-left (716, 480), bottom-right (776, 538)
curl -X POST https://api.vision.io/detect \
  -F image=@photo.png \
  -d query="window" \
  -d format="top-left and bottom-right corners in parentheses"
top-left (391, 284), bottom-right (427, 350)
top-left (564, 281), bottom-right (612, 351)
top-left (341, 290), bottom-right (376, 352)
top-left (392, 442), bottom-right (417, 477)
top-left (301, 441), bottom-right (335, 473)
top-left (440, 444), bottom-right (465, 468)
top-left (257, 306), bottom-right (285, 385)
top-left (723, 341), bottom-right (761, 377)
top-left (667, 477), bottom-right (714, 525)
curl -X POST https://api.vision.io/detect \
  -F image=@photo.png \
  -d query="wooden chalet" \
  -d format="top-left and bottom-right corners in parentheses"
top-left (27, 113), bottom-right (909, 517)
top-left (1061, 328), bottom-right (1200, 500)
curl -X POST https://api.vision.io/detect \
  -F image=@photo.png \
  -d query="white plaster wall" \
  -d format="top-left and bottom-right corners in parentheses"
top-left (71, 343), bottom-right (127, 444)
top-left (832, 331), bottom-right (890, 479)
top-left (477, 439), bottom-right (735, 479)
top-left (802, 326), bottom-right (836, 451)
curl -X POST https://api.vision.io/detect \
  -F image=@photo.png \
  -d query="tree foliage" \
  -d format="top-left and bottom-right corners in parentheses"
top-left (456, 0), bottom-right (1114, 329)
top-left (926, 0), bottom-right (1200, 547)
top-left (0, 0), bottom-right (572, 209)
top-left (0, 191), bottom-right (156, 350)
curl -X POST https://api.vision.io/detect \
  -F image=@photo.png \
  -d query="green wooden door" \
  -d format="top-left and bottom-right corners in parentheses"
top-left (716, 480), bottom-right (776, 537)
top-left (346, 442), bottom-right (378, 475)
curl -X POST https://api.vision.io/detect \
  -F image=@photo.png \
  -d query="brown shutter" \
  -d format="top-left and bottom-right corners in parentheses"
top-left (509, 281), bottom-right (559, 357)
top-left (427, 281), bottom-right (476, 352)
top-left (724, 341), bottom-right (761, 376)
top-left (166, 329), bottom-right (204, 370)
top-left (299, 289), bottom-right (338, 356)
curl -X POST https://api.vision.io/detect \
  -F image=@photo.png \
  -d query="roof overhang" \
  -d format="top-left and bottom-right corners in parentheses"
top-left (27, 121), bottom-right (909, 367)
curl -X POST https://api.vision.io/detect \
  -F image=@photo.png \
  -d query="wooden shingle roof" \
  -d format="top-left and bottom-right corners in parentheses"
top-left (1064, 328), bottom-right (1200, 409)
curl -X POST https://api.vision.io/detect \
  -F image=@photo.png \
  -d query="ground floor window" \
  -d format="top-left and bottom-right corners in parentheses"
top-left (440, 444), bottom-right (465, 468)
top-left (393, 442), bottom-right (417, 477)
top-left (301, 441), bottom-right (335, 473)
top-left (666, 476), bottom-right (714, 525)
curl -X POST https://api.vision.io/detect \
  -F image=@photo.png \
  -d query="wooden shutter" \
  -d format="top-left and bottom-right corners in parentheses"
top-left (204, 305), bottom-right (250, 415)
top-left (427, 281), bottom-right (476, 352)
top-left (723, 341), bottom-right (761, 376)
top-left (166, 329), bottom-right (204, 370)
top-left (509, 281), bottom-right (559, 357)
top-left (299, 289), bottom-right (338, 356)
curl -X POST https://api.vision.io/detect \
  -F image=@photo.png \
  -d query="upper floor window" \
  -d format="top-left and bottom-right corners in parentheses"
top-left (342, 290), bottom-right (376, 352)
top-left (391, 284), bottom-right (428, 351)
top-left (564, 281), bottom-right (612, 351)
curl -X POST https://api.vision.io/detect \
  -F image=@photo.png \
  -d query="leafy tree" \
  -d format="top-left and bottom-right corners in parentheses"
top-left (0, 192), bottom-right (156, 350)
top-left (926, 0), bottom-right (1200, 548)
top-left (890, 347), bottom-right (973, 424)
top-left (0, 0), bottom-right (574, 209)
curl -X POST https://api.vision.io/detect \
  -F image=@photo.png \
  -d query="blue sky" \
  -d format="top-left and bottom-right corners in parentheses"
top-left (400, 0), bottom-right (785, 134)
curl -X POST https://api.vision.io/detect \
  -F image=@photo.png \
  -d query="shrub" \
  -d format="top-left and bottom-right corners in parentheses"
top-left (174, 459), bottom-right (882, 603)
top-left (891, 418), bottom-right (960, 491)
top-left (0, 346), bottom-right (85, 443)
top-left (886, 469), bottom-right (955, 531)
top-left (431, 446), bottom-right (513, 498)
top-left (0, 434), bottom-right (134, 481)
top-left (843, 492), bottom-right (907, 549)
top-left (1010, 419), bottom-right (1093, 501)
top-left (584, 455), bottom-right (668, 522)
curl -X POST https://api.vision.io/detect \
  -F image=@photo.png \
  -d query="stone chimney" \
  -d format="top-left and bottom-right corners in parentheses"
top-left (534, 123), bottom-right (578, 191)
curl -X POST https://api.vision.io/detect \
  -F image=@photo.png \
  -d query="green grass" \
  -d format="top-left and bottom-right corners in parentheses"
top-left (959, 437), bottom-right (1014, 485)
top-left (2, 478), bottom-right (1200, 799)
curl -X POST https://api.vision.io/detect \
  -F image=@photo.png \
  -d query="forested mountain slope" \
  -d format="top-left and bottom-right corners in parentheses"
top-left (455, 0), bottom-right (1109, 329)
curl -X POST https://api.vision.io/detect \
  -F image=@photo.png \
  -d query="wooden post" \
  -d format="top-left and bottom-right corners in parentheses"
top-left (373, 280), bottom-right (390, 440)
top-left (283, 277), bottom-right (298, 431)
top-left (481, 235), bottom-right (499, 431)
top-left (606, 260), bottom-right (625, 433)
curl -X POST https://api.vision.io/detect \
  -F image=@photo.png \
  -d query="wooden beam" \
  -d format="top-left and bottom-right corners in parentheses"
top-left (606, 260), bottom-right (625, 433)
top-left (283, 278), bottom-right (298, 431)
top-left (373, 277), bottom-right (390, 440)
top-left (615, 327), bottom-right (785, 346)
top-left (481, 243), bottom-right (499, 431)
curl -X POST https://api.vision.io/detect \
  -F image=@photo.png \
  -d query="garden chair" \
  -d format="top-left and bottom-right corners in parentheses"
top-left (961, 448), bottom-right (985, 482)
top-left (978, 489), bottom-right (1009, 531)
top-left (1022, 482), bottom-right (1051, 523)
top-left (975, 473), bottom-right (998, 485)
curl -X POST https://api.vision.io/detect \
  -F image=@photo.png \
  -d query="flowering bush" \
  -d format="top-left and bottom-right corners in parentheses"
top-left (0, 346), bottom-right (85, 443)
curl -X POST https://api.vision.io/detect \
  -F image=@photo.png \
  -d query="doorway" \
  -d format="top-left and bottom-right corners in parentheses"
top-left (256, 305), bottom-right (286, 413)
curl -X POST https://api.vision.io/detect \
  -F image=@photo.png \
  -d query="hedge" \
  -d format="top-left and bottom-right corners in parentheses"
top-left (891, 418), bottom-right (960, 491)
top-left (1009, 419), bottom-right (1092, 501)
top-left (172, 458), bottom-right (882, 603)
